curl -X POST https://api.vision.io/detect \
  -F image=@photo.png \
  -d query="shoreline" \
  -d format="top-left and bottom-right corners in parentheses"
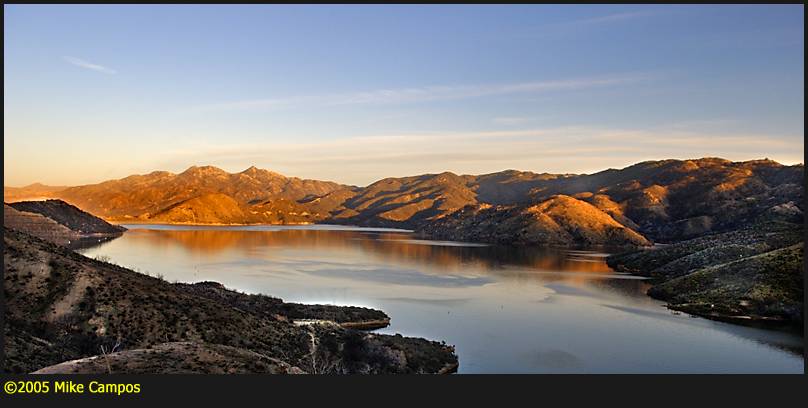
top-left (112, 221), bottom-right (650, 251)
top-left (70, 218), bottom-right (805, 335)
top-left (663, 302), bottom-right (804, 332)
top-left (607, 225), bottom-right (804, 332)
top-left (99, 222), bottom-right (769, 332)
top-left (115, 221), bottom-right (414, 233)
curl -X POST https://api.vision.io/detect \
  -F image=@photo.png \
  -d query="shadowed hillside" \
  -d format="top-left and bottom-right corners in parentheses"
top-left (9, 199), bottom-right (126, 235)
top-left (4, 200), bottom-right (125, 247)
top-left (3, 204), bottom-right (79, 246)
top-left (608, 221), bottom-right (804, 326)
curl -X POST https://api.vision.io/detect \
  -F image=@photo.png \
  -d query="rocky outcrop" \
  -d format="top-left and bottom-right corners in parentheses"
top-left (175, 281), bottom-right (391, 329)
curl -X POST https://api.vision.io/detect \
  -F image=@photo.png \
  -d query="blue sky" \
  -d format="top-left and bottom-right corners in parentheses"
top-left (3, 4), bottom-right (804, 186)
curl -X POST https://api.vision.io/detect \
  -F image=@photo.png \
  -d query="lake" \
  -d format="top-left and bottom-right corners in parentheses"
top-left (76, 224), bottom-right (804, 373)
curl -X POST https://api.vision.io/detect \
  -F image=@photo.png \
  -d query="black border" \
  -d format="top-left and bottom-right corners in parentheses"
top-left (2, 2), bottom-right (806, 404)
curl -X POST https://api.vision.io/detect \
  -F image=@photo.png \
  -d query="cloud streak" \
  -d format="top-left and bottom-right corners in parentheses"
top-left (192, 74), bottom-right (651, 112)
top-left (570, 11), bottom-right (659, 26)
top-left (63, 56), bottom-right (117, 74)
top-left (513, 9), bottom-right (662, 39)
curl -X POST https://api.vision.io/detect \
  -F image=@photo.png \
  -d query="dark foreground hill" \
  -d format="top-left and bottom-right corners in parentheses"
top-left (3, 227), bottom-right (458, 374)
top-left (4, 200), bottom-right (125, 248)
top-left (4, 204), bottom-right (79, 246)
top-left (9, 199), bottom-right (126, 235)
top-left (607, 221), bottom-right (804, 327)
top-left (31, 342), bottom-right (307, 374)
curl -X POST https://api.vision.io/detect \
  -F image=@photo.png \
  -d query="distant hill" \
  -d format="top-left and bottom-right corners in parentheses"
top-left (331, 172), bottom-right (479, 226)
top-left (418, 158), bottom-right (803, 245)
top-left (48, 165), bottom-right (350, 224)
top-left (525, 158), bottom-right (804, 242)
top-left (3, 183), bottom-right (67, 202)
top-left (420, 195), bottom-right (651, 247)
top-left (3, 158), bottom-right (803, 246)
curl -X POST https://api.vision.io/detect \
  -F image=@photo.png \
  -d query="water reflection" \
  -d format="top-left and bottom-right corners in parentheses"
top-left (113, 227), bottom-right (622, 280)
top-left (77, 225), bottom-right (804, 373)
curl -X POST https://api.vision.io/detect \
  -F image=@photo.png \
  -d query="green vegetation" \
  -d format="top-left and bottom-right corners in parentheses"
top-left (607, 222), bottom-right (804, 326)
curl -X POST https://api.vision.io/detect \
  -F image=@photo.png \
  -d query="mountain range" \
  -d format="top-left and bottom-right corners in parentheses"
top-left (5, 157), bottom-right (804, 245)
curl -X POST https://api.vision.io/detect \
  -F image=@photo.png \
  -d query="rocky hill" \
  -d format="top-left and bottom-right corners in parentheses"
top-left (3, 204), bottom-right (80, 246)
top-left (4, 200), bottom-right (125, 247)
top-left (49, 165), bottom-right (351, 224)
top-left (330, 172), bottom-right (479, 227)
top-left (9, 200), bottom-right (126, 235)
top-left (528, 158), bottom-right (804, 243)
top-left (3, 227), bottom-right (458, 374)
top-left (607, 221), bottom-right (804, 326)
top-left (419, 195), bottom-right (650, 247)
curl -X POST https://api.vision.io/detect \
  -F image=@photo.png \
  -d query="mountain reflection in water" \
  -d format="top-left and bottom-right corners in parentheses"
top-left (77, 225), bottom-right (804, 373)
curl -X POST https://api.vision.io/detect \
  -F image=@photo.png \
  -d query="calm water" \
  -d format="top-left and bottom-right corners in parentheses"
top-left (77, 225), bottom-right (804, 374)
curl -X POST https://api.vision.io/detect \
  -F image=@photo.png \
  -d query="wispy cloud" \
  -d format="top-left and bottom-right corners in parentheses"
top-left (63, 56), bottom-right (117, 74)
top-left (192, 74), bottom-right (650, 112)
top-left (513, 9), bottom-right (662, 39)
top-left (570, 11), bottom-right (659, 26)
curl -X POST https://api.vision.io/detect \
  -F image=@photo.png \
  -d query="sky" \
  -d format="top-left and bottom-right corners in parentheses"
top-left (3, 4), bottom-right (804, 187)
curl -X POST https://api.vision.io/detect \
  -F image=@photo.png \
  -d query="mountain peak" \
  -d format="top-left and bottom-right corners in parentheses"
top-left (180, 165), bottom-right (228, 177)
top-left (238, 165), bottom-right (285, 179)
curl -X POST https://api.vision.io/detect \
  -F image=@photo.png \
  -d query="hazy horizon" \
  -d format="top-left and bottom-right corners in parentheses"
top-left (4, 5), bottom-right (804, 187)
top-left (4, 155), bottom-right (804, 189)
